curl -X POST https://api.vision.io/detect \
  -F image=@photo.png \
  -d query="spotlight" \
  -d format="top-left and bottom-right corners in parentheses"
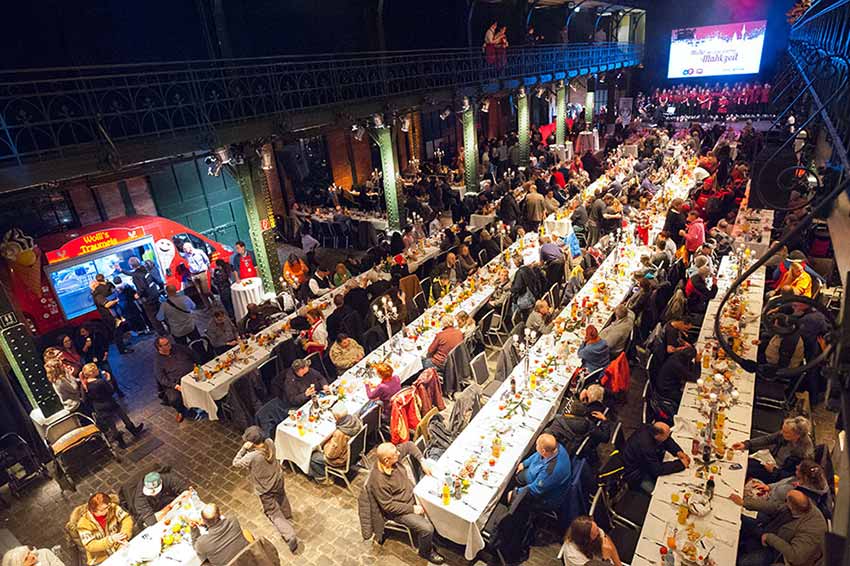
top-left (439, 107), bottom-right (452, 120)
top-left (574, 5), bottom-right (580, 11)
top-left (400, 116), bottom-right (410, 132)
top-left (259, 145), bottom-right (274, 171)
top-left (215, 146), bottom-right (232, 165)
top-left (461, 97), bottom-right (470, 112)
top-left (372, 113), bottom-right (384, 128)
top-left (481, 99), bottom-right (490, 113)
top-left (518, 86), bottom-right (526, 98)
top-left (352, 124), bottom-right (366, 141)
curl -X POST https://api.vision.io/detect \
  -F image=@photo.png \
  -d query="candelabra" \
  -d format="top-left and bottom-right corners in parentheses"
top-left (434, 148), bottom-right (444, 164)
top-left (373, 295), bottom-right (401, 353)
top-left (496, 222), bottom-right (510, 255)
top-left (513, 328), bottom-right (538, 377)
top-left (407, 211), bottom-right (426, 242)
top-left (370, 168), bottom-right (383, 186)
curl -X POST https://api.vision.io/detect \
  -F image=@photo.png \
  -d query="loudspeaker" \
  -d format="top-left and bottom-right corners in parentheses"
top-left (750, 132), bottom-right (797, 210)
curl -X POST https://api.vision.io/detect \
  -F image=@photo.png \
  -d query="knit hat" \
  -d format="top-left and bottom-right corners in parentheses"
top-left (142, 472), bottom-right (162, 496)
top-left (242, 425), bottom-right (265, 445)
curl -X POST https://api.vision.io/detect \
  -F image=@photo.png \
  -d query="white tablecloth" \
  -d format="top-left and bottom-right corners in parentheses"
top-left (470, 214), bottom-right (496, 229)
top-left (231, 277), bottom-right (265, 321)
top-left (102, 491), bottom-right (204, 566)
top-left (180, 235), bottom-right (443, 419)
top-left (413, 152), bottom-right (698, 560)
top-left (623, 143), bottom-right (638, 157)
top-left (544, 216), bottom-right (574, 239)
top-left (632, 246), bottom-right (768, 566)
top-left (732, 206), bottom-right (775, 260)
top-left (275, 236), bottom-right (543, 473)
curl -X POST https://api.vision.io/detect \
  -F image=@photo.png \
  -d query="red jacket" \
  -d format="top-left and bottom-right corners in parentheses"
top-left (389, 386), bottom-right (421, 444)
top-left (601, 352), bottom-right (630, 394)
top-left (414, 368), bottom-right (445, 414)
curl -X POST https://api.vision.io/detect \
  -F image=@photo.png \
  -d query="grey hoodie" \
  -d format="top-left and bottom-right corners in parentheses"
top-left (232, 439), bottom-right (281, 495)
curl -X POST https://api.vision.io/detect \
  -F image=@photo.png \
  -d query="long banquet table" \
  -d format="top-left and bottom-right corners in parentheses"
top-left (274, 233), bottom-right (543, 473)
top-left (412, 159), bottom-right (697, 560)
top-left (631, 225), bottom-right (770, 566)
top-left (179, 235), bottom-right (442, 420)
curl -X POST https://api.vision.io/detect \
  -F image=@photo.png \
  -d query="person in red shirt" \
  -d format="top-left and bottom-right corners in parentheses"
top-left (750, 83), bottom-right (763, 115)
top-left (698, 87), bottom-right (712, 116)
top-left (230, 241), bottom-right (257, 281)
top-left (760, 83), bottom-right (771, 114)
top-left (424, 315), bottom-right (464, 370)
top-left (551, 166), bottom-right (567, 188)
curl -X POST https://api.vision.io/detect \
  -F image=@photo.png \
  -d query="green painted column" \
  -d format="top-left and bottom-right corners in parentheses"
top-left (555, 82), bottom-right (567, 145)
top-left (517, 90), bottom-right (530, 167)
top-left (462, 103), bottom-right (480, 194)
top-left (0, 285), bottom-right (62, 417)
top-left (234, 161), bottom-right (283, 294)
top-left (585, 90), bottom-right (595, 128)
top-left (374, 126), bottom-right (402, 232)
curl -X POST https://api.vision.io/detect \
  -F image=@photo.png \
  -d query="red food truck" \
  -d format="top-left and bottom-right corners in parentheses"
top-left (1, 216), bottom-right (234, 335)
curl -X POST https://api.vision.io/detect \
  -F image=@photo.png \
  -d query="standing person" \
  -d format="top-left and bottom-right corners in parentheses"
top-left (229, 241), bottom-right (257, 282)
top-left (44, 349), bottom-right (83, 412)
top-left (157, 285), bottom-right (200, 345)
top-left (524, 184), bottom-right (546, 231)
top-left (483, 21), bottom-right (498, 65)
top-left (180, 242), bottom-right (211, 308)
top-left (80, 363), bottom-right (144, 448)
top-left (153, 337), bottom-right (194, 422)
top-left (232, 426), bottom-right (301, 554)
top-left (211, 260), bottom-right (235, 320)
top-left (680, 210), bottom-right (705, 254)
top-left (75, 325), bottom-right (123, 395)
top-left (57, 333), bottom-right (84, 378)
top-left (128, 257), bottom-right (166, 336)
top-left (90, 275), bottom-right (132, 354)
top-left (663, 198), bottom-right (687, 247)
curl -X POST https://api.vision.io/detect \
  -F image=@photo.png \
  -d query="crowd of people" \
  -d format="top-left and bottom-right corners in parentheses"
top-left (637, 80), bottom-right (773, 120)
top-left (18, 80), bottom-right (839, 566)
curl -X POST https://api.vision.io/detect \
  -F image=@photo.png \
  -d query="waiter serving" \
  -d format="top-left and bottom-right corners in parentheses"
top-left (230, 240), bottom-right (257, 281)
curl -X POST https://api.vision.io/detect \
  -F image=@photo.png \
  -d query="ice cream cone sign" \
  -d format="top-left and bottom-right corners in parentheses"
top-left (0, 228), bottom-right (60, 323)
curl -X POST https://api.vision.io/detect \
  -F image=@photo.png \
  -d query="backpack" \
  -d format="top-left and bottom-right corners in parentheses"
top-left (136, 268), bottom-right (162, 302)
top-left (705, 196), bottom-right (722, 218)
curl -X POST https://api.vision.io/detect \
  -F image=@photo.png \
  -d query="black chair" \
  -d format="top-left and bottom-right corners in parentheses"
top-left (419, 277), bottom-right (432, 303)
top-left (752, 370), bottom-right (808, 437)
top-left (476, 309), bottom-right (496, 351)
top-left (257, 356), bottom-right (277, 395)
top-left (188, 337), bottom-right (215, 364)
top-left (589, 487), bottom-right (640, 565)
top-left (359, 402), bottom-right (385, 448)
top-left (412, 292), bottom-right (427, 314)
top-left (478, 249), bottom-right (488, 265)
top-left (330, 222), bottom-right (350, 248)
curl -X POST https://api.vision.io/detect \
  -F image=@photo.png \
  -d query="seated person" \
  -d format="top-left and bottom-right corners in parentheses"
top-left (154, 337), bottom-right (195, 422)
top-left (598, 305), bottom-right (635, 357)
top-left (508, 433), bottom-right (572, 511)
top-left (242, 304), bottom-right (269, 335)
top-left (423, 316), bottom-right (464, 371)
top-left (526, 299), bottom-right (553, 335)
top-left (328, 333), bottom-right (365, 372)
top-left (545, 384), bottom-right (612, 452)
top-left (685, 265), bottom-right (716, 313)
top-left (454, 310), bottom-right (476, 337)
top-left (577, 325), bottom-right (610, 376)
top-left (308, 266), bottom-right (334, 298)
top-left (440, 252), bottom-right (464, 283)
top-left (764, 314), bottom-right (805, 370)
top-left (663, 319), bottom-right (693, 356)
top-left (773, 261), bottom-right (813, 298)
top-left (429, 270), bottom-right (453, 304)
top-left (730, 459), bottom-right (832, 521)
top-left (621, 422), bottom-right (690, 493)
top-left (1, 546), bottom-right (65, 566)
top-left (76, 492), bottom-right (134, 566)
top-left (654, 344), bottom-right (699, 409)
top-left (457, 245), bottom-right (478, 275)
top-left (190, 503), bottom-right (249, 566)
top-left (560, 515), bottom-right (623, 566)
top-left (367, 442), bottom-right (444, 564)
top-left (280, 358), bottom-right (329, 407)
top-left (365, 362), bottom-right (401, 420)
top-left (307, 406), bottom-right (363, 483)
top-left (133, 471), bottom-right (188, 527)
top-left (302, 309), bottom-right (328, 354)
top-left (737, 489), bottom-right (826, 566)
top-left (732, 416), bottom-right (814, 483)
top-left (205, 309), bottom-right (239, 354)
top-left (478, 229), bottom-right (501, 263)
top-left (282, 253), bottom-right (310, 290)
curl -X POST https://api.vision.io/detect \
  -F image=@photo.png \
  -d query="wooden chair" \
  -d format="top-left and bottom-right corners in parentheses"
top-left (413, 407), bottom-right (439, 445)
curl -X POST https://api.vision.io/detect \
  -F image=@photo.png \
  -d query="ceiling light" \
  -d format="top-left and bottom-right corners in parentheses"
top-left (574, 6), bottom-right (580, 12)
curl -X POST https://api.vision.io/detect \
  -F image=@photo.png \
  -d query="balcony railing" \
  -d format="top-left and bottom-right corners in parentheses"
top-left (0, 42), bottom-right (642, 168)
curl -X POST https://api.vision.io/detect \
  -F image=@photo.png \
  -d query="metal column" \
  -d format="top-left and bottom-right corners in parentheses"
top-left (462, 103), bottom-right (480, 194)
top-left (374, 127), bottom-right (402, 232)
top-left (234, 161), bottom-right (283, 294)
top-left (517, 91), bottom-right (531, 167)
top-left (555, 81), bottom-right (567, 145)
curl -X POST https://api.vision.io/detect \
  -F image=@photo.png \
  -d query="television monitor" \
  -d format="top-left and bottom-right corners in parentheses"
top-left (667, 20), bottom-right (767, 79)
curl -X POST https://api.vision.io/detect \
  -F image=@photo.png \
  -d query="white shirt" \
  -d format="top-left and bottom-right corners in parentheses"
top-left (558, 529), bottom-right (606, 566)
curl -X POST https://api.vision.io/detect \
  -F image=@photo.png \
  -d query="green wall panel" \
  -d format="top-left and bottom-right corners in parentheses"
top-left (148, 157), bottom-right (253, 250)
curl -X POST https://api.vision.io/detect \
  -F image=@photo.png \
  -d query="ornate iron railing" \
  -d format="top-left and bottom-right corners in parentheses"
top-left (0, 42), bottom-right (642, 168)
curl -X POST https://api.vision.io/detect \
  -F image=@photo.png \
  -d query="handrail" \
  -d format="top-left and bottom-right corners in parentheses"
top-left (0, 42), bottom-right (643, 169)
